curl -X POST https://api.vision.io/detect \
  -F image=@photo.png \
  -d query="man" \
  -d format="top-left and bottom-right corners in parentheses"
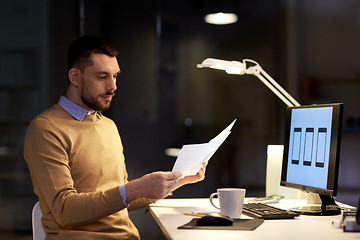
top-left (24, 35), bottom-right (206, 239)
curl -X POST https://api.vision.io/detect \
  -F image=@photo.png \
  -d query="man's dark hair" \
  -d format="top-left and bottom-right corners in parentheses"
top-left (67, 35), bottom-right (118, 72)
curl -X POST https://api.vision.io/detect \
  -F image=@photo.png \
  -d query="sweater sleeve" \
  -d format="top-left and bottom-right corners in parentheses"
top-left (127, 197), bottom-right (157, 211)
top-left (24, 116), bottom-right (127, 227)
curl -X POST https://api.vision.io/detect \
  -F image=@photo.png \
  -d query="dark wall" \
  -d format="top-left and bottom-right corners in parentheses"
top-left (0, 0), bottom-right (359, 239)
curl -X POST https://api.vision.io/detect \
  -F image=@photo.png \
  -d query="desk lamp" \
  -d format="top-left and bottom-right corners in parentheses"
top-left (197, 58), bottom-right (300, 107)
top-left (197, 57), bottom-right (307, 201)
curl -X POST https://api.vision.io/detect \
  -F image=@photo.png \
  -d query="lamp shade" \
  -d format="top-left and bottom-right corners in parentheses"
top-left (197, 58), bottom-right (245, 75)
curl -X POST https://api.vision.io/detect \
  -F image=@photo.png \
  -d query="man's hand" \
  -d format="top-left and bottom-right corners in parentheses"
top-left (171, 162), bottom-right (208, 192)
top-left (125, 171), bottom-right (181, 204)
top-left (125, 163), bottom-right (207, 204)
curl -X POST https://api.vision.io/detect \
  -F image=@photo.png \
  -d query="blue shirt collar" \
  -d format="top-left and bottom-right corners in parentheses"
top-left (58, 96), bottom-right (98, 121)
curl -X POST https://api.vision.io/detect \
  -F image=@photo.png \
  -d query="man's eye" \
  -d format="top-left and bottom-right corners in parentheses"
top-left (99, 75), bottom-right (108, 79)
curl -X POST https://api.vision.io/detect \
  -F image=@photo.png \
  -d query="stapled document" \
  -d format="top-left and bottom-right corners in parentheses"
top-left (172, 119), bottom-right (236, 177)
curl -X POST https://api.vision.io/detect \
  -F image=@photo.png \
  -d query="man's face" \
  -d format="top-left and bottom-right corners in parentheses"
top-left (79, 53), bottom-right (120, 112)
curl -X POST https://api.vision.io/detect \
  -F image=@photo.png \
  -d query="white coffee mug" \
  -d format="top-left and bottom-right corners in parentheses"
top-left (209, 188), bottom-right (246, 219)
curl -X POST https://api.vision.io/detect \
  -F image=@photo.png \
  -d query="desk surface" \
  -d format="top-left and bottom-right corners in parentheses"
top-left (148, 198), bottom-right (359, 240)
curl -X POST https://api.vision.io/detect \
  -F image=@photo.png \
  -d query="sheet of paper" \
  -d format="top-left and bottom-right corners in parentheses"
top-left (172, 119), bottom-right (236, 177)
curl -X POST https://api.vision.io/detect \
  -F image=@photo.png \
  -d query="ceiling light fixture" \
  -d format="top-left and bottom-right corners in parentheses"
top-left (204, 12), bottom-right (238, 25)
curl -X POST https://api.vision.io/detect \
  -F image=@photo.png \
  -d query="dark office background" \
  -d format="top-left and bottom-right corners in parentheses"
top-left (1, 0), bottom-right (360, 239)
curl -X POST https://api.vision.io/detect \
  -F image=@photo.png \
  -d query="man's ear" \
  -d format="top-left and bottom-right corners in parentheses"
top-left (68, 68), bottom-right (80, 87)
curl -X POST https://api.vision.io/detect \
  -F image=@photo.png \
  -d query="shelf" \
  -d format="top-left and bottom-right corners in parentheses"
top-left (0, 120), bottom-right (31, 126)
top-left (0, 84), bottom-right (38, 90)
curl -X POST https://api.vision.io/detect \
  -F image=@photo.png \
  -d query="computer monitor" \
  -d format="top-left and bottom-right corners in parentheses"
top-left (280, 103), bottom-right (343, 215)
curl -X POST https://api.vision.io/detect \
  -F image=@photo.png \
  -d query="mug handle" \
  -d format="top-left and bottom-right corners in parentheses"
top-left (209, 192), bottom-right (220, 209)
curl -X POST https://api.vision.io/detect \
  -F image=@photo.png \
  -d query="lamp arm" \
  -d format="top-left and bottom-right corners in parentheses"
top-left (259, 68), bottom-right (300, 107)
top-left (255, 73), bottom-right (296, 107)
top-left (246, 64), bottom-right (300, 107)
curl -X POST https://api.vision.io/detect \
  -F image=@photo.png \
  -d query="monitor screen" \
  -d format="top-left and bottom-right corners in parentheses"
top-left (280, 103), bottom-right (343, 215)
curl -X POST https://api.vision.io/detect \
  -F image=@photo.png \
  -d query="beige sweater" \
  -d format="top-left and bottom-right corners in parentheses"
top-left (24, 104), bottom-right (152, 239)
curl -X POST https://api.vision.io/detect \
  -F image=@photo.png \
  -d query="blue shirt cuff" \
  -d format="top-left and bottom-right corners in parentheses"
top-left (119, 184), bottom-right (128, 207)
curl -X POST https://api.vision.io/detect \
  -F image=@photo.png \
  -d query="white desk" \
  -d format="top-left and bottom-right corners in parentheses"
top-left (148, 198), bottom-right (359, 240)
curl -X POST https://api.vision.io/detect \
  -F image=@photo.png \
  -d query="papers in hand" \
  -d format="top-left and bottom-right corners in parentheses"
top-left (172, 119), bottom-right (236, 177)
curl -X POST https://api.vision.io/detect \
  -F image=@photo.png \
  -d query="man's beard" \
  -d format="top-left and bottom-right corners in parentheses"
top-left (81, 82), bottom-right (115, 112)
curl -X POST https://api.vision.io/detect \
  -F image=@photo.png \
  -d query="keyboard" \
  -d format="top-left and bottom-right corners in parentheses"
top-left (243, 203), bottom-right (300, 220)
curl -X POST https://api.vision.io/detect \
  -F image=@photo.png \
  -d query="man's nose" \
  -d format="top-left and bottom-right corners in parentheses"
top-left (107, 78), bottom-right (117, 91)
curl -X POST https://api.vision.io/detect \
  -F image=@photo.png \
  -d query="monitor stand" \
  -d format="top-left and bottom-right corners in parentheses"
top-left (289, 194), bottom-right (341, 216)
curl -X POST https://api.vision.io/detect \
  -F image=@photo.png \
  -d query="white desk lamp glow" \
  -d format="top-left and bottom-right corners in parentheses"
top-left (197, 58), bottom-right (300, 107)
top-left (166, 58), bottom-right (299, 158)
top-left (197, 58), bottom-right (307, 200)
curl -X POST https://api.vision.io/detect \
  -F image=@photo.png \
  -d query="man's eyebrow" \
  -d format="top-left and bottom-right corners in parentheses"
top-left (95, 71), bottom-right (110, 75)
top-left (95, 70), bottom-right (121, 75)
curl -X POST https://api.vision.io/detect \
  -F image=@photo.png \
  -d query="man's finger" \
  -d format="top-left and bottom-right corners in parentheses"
top-left (166, 172), bottom-right (182, 180)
